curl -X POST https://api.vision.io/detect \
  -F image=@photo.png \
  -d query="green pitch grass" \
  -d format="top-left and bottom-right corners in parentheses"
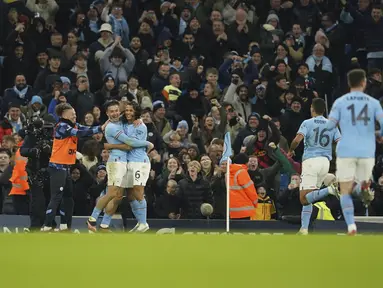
top-left (0, 234), bottom-right (382, 288)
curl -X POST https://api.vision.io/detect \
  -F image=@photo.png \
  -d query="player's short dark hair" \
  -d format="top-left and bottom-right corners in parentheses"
top-left (103, 100), bottom-right (120, 112)
top-left (311, 98), bottom-right (326, 115)
top-left (347, 69), bottom-right (366, 88)
top-left (55, 103), bottom-right (73, 117)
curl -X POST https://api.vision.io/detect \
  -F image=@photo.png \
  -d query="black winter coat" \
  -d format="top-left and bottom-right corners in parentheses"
top-left (72, 163), bottom-right (95, 216)
top-left (210, 175), bottom-right (226, 219)
top-left (176, 175), bottom-right (213, 219)
top-left (146, 122), bottom-right (163, 152)
top-left (154, 193), bottom-right (181, 219)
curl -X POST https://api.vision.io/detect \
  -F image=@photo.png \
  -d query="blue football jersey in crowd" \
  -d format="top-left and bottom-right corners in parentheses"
top-left (298, 116), bottom-right (341, 161)
top-left (105, 121), bottom-right (150, 162)
top-left (124, 123), bottom-right (150, 163)
top-left (327, 91), bottom-right (383, 158)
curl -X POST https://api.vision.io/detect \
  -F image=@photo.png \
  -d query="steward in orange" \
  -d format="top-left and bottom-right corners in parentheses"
top-left (9, 141), bottom-right (29, 196)
top-left (229, 153), bottom-right (258, 219)
top-left (9, 140), bottom-right (30, 215)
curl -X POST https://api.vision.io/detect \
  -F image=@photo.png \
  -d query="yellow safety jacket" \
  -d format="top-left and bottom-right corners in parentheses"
top-left (314, 202), bottom-right (334, 220)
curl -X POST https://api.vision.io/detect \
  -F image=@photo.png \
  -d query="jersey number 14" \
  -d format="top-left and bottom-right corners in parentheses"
top-left (347, 104), bottom-right (370, 126)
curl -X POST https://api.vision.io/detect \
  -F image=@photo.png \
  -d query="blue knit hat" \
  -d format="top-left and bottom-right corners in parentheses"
top-left (177, 120), bottom-right (189, 131)
top-left (31, 95), bottom-right (43, 105)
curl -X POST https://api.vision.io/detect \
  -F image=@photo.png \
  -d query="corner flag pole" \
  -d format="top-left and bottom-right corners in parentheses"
top-left (221, 132), bottom-right (232, 233)
top-left (226, 158), bottom-right (231, 233)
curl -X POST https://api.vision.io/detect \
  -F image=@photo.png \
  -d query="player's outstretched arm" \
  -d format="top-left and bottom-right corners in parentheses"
top-left (57, 122), bottom-right (102, 138)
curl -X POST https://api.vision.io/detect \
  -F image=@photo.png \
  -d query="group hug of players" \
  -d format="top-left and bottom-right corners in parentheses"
top-left (40, 68), bottom-right (381, 235)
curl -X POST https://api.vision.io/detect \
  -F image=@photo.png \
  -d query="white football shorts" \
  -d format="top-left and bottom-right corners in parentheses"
top-left (126, 161), bottom-right (151, 188)
top-left (106, 162), bottom-right (129, 188)
top-left (300, 157), bottom-right (330, 190)
top-left (336, 158), bottom-right (375, 183)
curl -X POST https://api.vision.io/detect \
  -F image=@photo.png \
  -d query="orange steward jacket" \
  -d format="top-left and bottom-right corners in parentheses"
top-left (9, 143), bottom-right (29, 196)
top-left (229, 164), bottom-right (258, 219)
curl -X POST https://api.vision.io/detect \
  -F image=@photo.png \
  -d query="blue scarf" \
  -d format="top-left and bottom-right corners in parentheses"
top-left (109, 14), bottom-right (129, 43)
top-left (13, 85), bottom-right (28, 99)
top-left (306, 55), bottom-right (333, 73)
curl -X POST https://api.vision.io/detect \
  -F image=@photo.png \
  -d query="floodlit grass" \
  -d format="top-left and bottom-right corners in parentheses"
top-left (0, 234), bottom-right (382, 288)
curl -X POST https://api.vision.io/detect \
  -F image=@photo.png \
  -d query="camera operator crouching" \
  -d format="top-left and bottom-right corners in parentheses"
top-left (20, 117), bottom-right (59, 231)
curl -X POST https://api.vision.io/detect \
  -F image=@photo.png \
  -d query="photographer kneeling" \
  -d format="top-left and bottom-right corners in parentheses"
top-left (20, 118), bottom-right (56, 231)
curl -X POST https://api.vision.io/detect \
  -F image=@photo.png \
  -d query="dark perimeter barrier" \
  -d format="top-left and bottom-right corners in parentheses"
top-left (1, 215), bottom-right (383, 234)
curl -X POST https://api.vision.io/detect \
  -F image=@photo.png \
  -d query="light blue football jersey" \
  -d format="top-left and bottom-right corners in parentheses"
top-left (327, 91), bottom-right (383, 158)
top-left (298, 116), bottom-right (341, 161)
top-left (105, 121), bottom-right (150, 162)
top-left (124, 123), bottom-right (150, 163)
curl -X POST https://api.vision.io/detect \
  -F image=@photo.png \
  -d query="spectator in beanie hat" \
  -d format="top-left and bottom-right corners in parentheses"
top-left (95, 73), bottom-right (119, 107)
top-left (163, 120), bottom-right (192, 155)
top-left (188, 143), bottom-right (200, 161)
top-left (152, 100), bottom-right (172, 136)
top-left (247, 45), bottom-right (268, 77)
top-left (243, 122), bottom-right (277, 169)
top-left (21, 95), bottom-right (55, 123)
top-left (0, 103), bottom-right (26, 142)
top-left (233, 112), bottom-right (260, 154)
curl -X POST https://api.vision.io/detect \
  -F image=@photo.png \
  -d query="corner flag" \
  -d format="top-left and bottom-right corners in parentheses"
top-left (220, 132), bottom-right (232, 164)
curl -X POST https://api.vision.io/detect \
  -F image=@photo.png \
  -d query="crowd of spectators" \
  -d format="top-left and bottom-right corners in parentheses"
top-left (0, 0), bottom-right (383, 221)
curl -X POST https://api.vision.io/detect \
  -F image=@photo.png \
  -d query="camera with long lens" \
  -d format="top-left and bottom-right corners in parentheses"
top-left (25, 118), bottom-right (54, 158)
top-left (24, 118), bottom-right (54, 186)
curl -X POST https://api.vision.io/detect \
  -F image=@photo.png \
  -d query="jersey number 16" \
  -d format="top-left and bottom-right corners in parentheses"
top-left (313, 127), bottom-right (330, 147)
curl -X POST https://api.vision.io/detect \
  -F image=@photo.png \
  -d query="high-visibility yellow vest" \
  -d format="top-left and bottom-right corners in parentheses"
top-left (314, 202), bottom-right (334, 221)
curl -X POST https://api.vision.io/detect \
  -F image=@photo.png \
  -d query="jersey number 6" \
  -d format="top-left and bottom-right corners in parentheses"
top-left (135, 171), bottom-right (141, 179)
